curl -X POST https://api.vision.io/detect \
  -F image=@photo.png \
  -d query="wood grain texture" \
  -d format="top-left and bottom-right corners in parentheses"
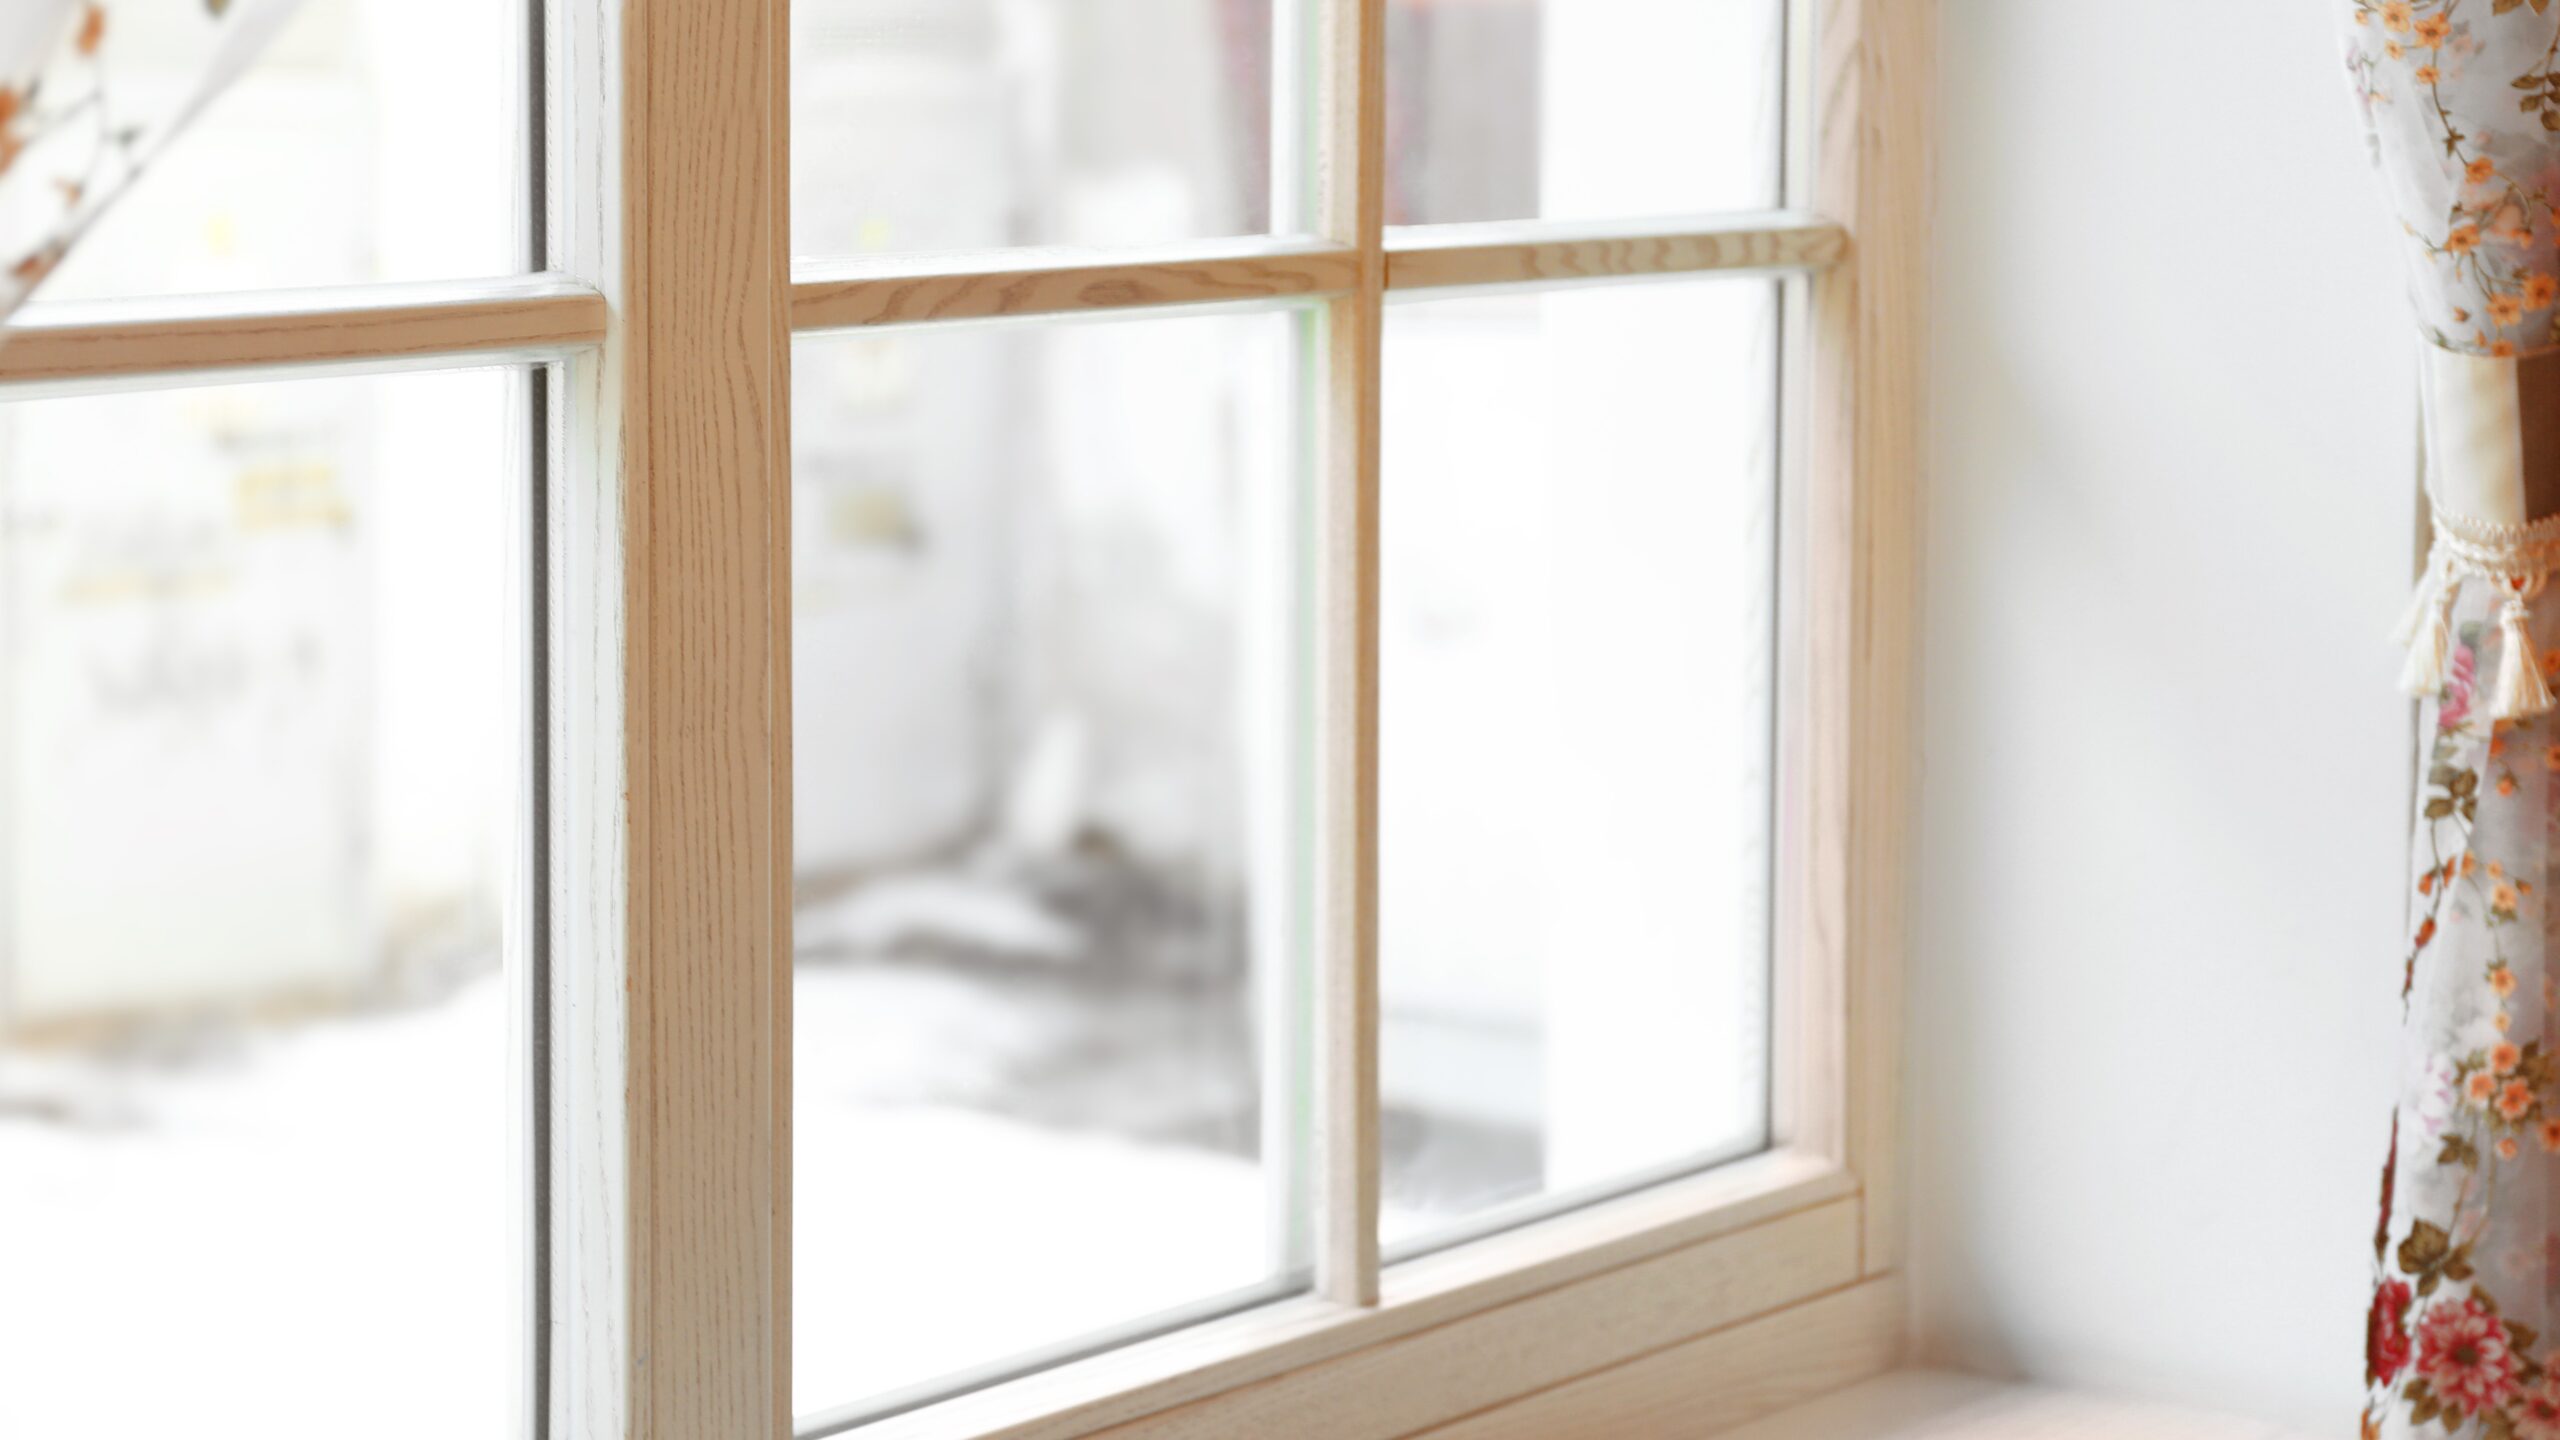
top-left (600, 0), bottom-right (790, 1435)
top-left (1402, 1278), bottom-right (1905, 1440)
top-left (1313, 0), bottom-right (1388, 1312)
top-left (1072, 1202), bottom-right (1860, 1440)
top-left (853, 1154), bottom-right (1850, 1440)
top-left (0, 274), bottom-right (606, 385)
top-left (1384, 213), bottom-right (1846, 293)
top-left (1803, 0), bottom-right (1933, 1283)
top-left (790, 242), bottom-right (1359, 330)
top-left (766, 0), bottom-right (795, 1430)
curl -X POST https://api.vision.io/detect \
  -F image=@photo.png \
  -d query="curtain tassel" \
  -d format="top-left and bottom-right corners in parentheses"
top-left (2391, 505), bottom-right (2560, 711)
top-left (2398, 566), bottom-right (2460, 699)
top-left (2394, 548), bottom-right (2446, 649)
top-left (2493, 583), bottom-right (2557, 720)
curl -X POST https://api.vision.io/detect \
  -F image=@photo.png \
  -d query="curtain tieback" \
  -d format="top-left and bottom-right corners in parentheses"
top-left (2399, 502), bottom-right (2560, 719)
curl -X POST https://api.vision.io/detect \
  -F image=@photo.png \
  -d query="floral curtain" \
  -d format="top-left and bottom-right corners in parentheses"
top-left (0, 0), bottom-right (301, 317)
top-left (2351, 3), bottom-right (2560, 1438)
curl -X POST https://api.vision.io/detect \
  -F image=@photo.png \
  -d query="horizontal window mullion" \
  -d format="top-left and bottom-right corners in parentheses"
top-left (789, 239), bottom-right (1363, 331)
top-left (0, 274), bottom-right (607, 389)
top-left (776, 217), bottom-right (1844, 336)
top-left (1385, 211), bottom-right (1846, 293)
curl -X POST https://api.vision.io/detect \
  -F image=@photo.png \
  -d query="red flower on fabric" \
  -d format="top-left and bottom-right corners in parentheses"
top-left (2369, 1278), bottom-right (2415, 1386)
top-left (2415, 1297), bottom-right (2519, 1415)
top-left (2518, 1375), bottom-right (2560, 1440)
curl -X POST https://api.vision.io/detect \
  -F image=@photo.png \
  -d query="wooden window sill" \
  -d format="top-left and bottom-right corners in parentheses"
top-left (1726, 1372), bottom-right (2320, 1440)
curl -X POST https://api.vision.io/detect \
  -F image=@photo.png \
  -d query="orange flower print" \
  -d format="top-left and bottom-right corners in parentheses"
top-left (2473, 1070), bottom-right (2503, 1105)
top-left (2500, 773), bottom-right (2520, 796)
top-left (2415, 13), bottom-right (2451, 47)
top-left (2464, 853), bottom-right (2482, 878)
top-left (2421, 868), bottom-right (2440, 895)
top-left (2497, 1009), bottom-right (2515, 1032)
top-left (2493, 734), bottom-right (2510, 759)
top-left (2495, 1042), bottom-right (2523, 1075)
top-left (74, 4), bottom-right (104, 58)
top-left (2383, 0), bottom-right (2413, 32)
top-left (2529, 273), bottom-right (2559, 309)
top-left (2491, 860), bottom-right (2508, 880)
top-left (2449, 224), bottom-right (2483, 256)
top-left (2494, 340), bottom-right (2520, 358)
top-left (2419, 63), bottom-right (2443, 85)
top-left (2389, 39), bottom-right (2408, 59)
top-left (2494, 880), bottom-right (2522, 915)
top-left (2500, 1136), bottom-right (2522, 1160)
top-left (2417, 917), bottom-right (2440, 949)
top-left (2540, 1117), bottom-right (2560, 1152)
top-left (2500, 1078), bottom-right (2535, 1120)
top-left (2470, 156), bottom-right (2498, 184)
top-left (2495, 965), bottom-right (2520, 997)
top-left (2491, 292), bottom-right (2527, 327)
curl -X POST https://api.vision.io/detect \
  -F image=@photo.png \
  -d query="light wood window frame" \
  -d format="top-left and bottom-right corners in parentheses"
top-left (0, 0), bottom-right (1931, 1434)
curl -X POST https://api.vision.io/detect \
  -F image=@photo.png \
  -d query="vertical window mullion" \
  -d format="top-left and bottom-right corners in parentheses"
top-left (549, 3), bottom-right (628, 1434)
top-left (1315, 0), bottom-right (1388, 1310)
top-left (553, 0), bottom-right (792, 1434)
top-left (765, 0), bottom-right (796, 1429)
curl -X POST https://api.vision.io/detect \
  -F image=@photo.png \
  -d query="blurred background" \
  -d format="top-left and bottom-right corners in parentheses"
top-left (0, 0), bottom-right (1784, 1433)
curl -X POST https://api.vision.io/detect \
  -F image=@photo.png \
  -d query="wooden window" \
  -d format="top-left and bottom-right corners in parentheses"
top-left (0, 0), bottom-right (1926, 1434)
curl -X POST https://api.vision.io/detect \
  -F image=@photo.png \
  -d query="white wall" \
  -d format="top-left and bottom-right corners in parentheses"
top-left (1912, 1), bottom-right (2420, 1429)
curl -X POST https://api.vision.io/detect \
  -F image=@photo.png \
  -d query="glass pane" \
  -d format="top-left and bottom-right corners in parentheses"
top-left (0, 368), bottom-right (527, 1437)
top-left (791, 0), bottom-right (1282, 259)
top-left (1379, 280), bottom-right (1778, 1249)
top-left (1386, 0), bottom-right (1784, 225)
top-left (792, 309), bottom-right (1310, 1417)
top-left (34, 0), bottom-right (524, 302)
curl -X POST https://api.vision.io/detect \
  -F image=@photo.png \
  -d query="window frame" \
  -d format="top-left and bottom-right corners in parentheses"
top-left (0, 0), bottom-right (1931, 1433)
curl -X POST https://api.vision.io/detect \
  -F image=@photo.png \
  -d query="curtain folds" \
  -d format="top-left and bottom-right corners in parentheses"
top-left (0, 0), bottom-right (299, 318)
top-left (2351, 4), bottom-right (2560, 1437)
top-left (2378, 609), bottom-right (2560, 1438)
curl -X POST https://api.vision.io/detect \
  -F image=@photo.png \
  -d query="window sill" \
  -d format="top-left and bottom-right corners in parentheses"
top-left (834, 1147), bottom-right (1875, 1440)
top-left (1723, 1373), bottom-right (2318, 1440)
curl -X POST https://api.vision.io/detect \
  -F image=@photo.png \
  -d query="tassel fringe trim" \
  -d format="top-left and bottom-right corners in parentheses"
top-left (2398, 503), bottom-right (2560, 720)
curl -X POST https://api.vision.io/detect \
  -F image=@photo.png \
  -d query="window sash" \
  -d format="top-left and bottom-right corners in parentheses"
top-left (0, 0), bottom-right (1926, 1433)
